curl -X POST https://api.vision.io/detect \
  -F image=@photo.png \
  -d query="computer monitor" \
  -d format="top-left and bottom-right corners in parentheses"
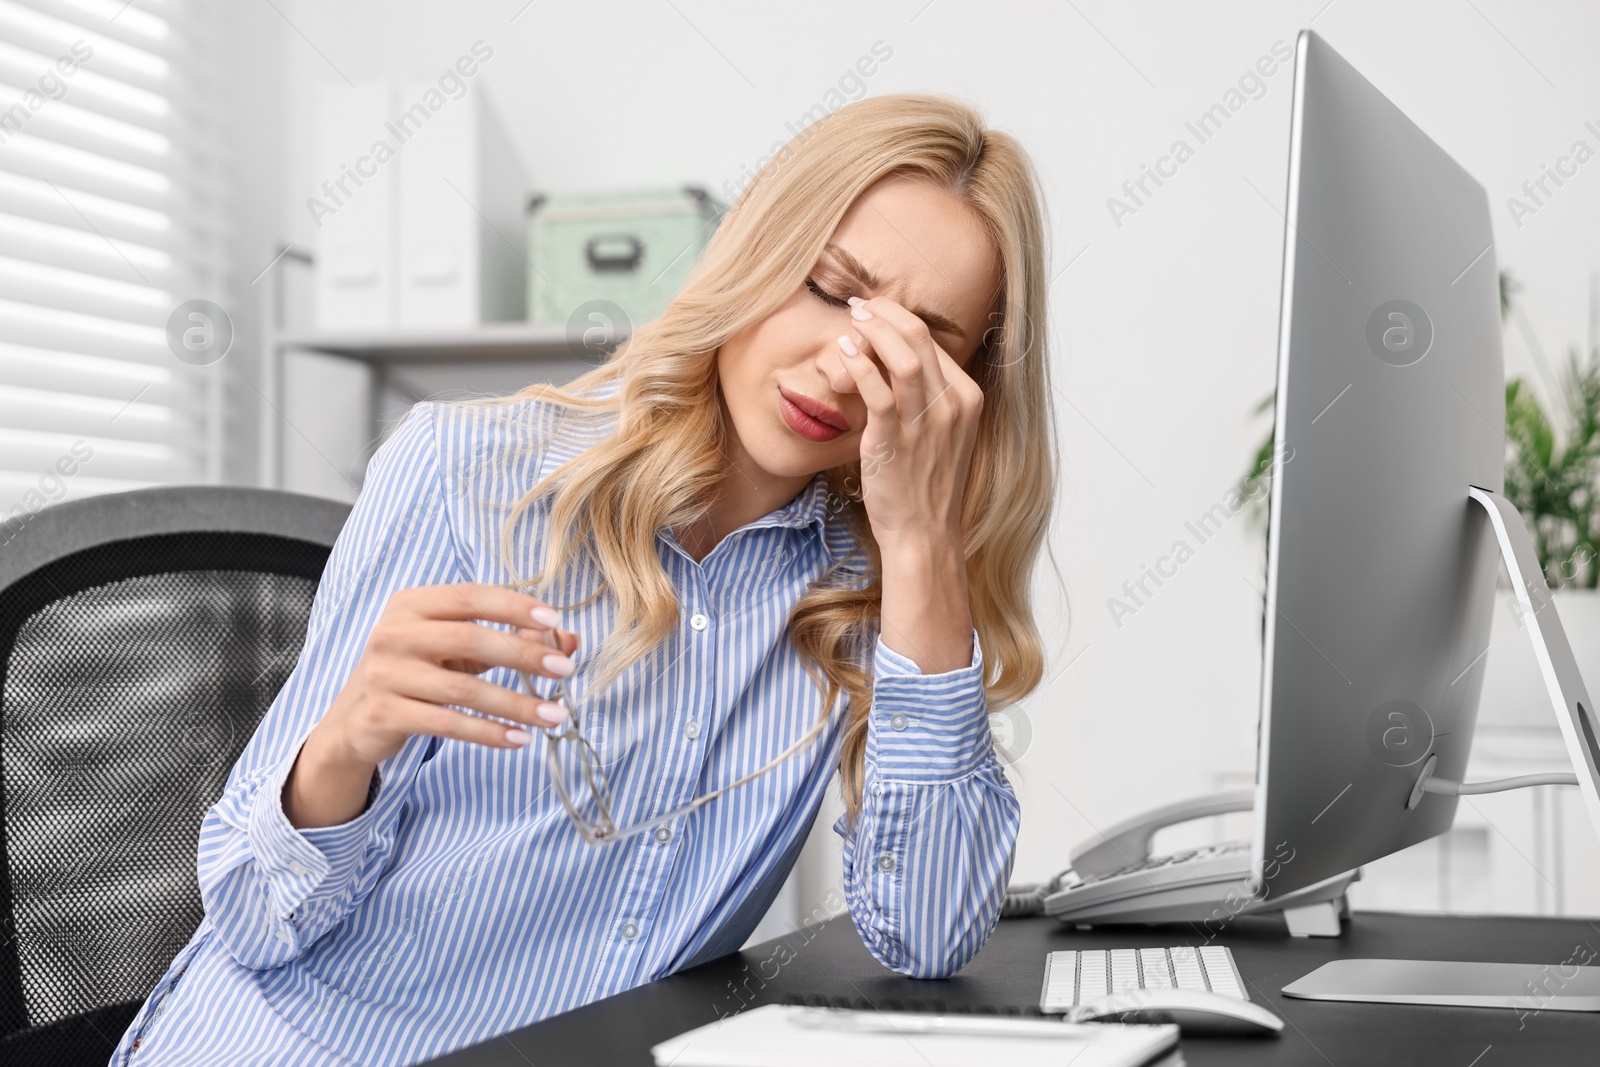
top-left (1251, 29), bottom-right (1600, 904)
top-left (1032, 31), bottom-right (1600, 957)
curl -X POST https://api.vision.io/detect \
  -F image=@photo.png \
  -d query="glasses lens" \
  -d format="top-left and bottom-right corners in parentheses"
top-left (522, 671), bottom-right (615, 835)
top-left (573, 733), bottom-right (614, 811)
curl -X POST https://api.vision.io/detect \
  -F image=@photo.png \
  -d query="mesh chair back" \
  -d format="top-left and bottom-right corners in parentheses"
top-left (0, 486), bottom-right (350, 1065)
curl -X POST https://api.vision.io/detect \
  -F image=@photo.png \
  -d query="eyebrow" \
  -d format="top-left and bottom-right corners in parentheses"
top-left (823, 242), bottom-right (968, 343)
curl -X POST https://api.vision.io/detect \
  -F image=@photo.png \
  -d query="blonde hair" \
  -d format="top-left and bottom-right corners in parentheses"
top-left (451, 92), bottom-right (1057, 831)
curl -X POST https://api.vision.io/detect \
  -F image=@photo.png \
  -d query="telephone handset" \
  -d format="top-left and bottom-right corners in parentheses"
top-left (1003, 789), bottom-right (1354, 937)
top-left (1068, 789), bottom-right (1255, 880)
top-left (1002, 789), bottom-right (1253, 918)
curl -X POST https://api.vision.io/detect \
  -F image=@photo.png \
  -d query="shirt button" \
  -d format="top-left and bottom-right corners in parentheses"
top-left (684, 719), bottom-right (701, 739)
top-left (288, 860), bottom-right (311, 876)
top-left (689, 612), bottom-right (708, 631)
top-left (276, 927), bottom-right (294, 945)
top-left (621, 921), bottom-right (639, 941)
top-left (654, 826), bottom-right (672, 844)
top-left (889, 713), bottom-right (908, 731)
top-left (877, 853), bottom-right (896, 872)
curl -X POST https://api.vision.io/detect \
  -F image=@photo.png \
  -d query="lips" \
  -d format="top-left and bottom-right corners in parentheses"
top-left (779, 388), bottom-right (848, 431)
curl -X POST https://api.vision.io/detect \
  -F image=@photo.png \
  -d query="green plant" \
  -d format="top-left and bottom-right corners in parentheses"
top-left (1505, 346), bottom-right (1600, 588)
top-left (1238, 391), bottom-right (1277, 536)
top-left (1238, 270), bottom-right (1600, 589)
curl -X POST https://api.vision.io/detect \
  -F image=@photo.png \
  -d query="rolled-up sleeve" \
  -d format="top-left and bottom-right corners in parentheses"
top-left (833, 627), bottom-right (1021, 978)
top-left (198, 402), bottom-right (467, 970)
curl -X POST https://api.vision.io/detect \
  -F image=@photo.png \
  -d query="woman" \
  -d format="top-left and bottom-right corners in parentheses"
top-left (112, 91), bottom-right (1055, 1066)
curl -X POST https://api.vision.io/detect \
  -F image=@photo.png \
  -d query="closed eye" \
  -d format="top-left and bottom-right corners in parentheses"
top-left (805, 276), bottom-right (851, 309)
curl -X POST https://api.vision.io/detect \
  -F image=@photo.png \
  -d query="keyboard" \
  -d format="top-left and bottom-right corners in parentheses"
top-left (1040, 946), bottom-right (1249, 1014)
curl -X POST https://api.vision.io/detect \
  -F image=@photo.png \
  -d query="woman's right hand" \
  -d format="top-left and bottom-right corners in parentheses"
top-left (317, 582), bottom-right (581, 769)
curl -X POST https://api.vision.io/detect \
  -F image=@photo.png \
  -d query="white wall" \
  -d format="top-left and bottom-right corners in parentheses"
top-left (252, 0), bottom-right (1600, 933)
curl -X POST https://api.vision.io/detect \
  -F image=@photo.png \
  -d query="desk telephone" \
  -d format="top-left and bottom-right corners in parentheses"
top-left (1003, 789), bottom-right (1357, 938)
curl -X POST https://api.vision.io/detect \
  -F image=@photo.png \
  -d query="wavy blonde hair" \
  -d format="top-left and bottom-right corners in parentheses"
top-left (454, 92), bottom-right (1056, 831)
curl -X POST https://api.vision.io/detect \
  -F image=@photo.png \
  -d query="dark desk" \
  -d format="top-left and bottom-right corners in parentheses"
top-left (424, 910), bottom-right (1600, 1065)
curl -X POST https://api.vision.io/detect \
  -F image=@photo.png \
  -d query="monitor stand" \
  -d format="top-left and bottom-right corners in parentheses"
top-left (1284, 485), bottom-right (1600, 1009)
top-left (1465, 486), bottom-right (1600, 826)
top-left (1282, 958), bottom-right (1600, 1012)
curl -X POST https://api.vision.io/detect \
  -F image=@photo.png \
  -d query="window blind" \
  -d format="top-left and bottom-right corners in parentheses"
top-left (0, 0), bottom-right (227, 521)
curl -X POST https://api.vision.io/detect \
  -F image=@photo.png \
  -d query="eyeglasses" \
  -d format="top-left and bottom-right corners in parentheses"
top-left (515, 669), bottom-right (833, 845)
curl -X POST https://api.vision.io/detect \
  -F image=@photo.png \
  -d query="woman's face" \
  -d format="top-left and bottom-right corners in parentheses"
top-left (716, 173), bottom-right (1003, 481)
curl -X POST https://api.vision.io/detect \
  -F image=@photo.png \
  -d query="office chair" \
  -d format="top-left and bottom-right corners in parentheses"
top-left (0, 485), bottom-right (351, 1066)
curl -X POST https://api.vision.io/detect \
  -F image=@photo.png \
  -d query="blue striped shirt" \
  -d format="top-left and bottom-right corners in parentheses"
top-left (110, 388), bottom-right (1020, 1065)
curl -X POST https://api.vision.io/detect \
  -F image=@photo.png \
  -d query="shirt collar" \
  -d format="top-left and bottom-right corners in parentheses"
top-left (657, 471), bottom-right (847, 567)
top-left (770, 471), bottom-right (831, 529)
top-left (741, 471), bottom-right (838, 564)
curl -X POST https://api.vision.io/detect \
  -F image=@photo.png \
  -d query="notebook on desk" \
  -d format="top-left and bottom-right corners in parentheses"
top-left (650, 1003), bottom-right (1180, 1067)
top-left (776, 990), bottom-right (1052, 1015)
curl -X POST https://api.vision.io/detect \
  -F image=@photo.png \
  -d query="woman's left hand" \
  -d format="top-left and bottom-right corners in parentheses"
top-left (833, 294), bottom-right (984, 551)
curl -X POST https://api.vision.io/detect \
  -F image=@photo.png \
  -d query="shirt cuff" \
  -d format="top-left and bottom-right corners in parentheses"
top-left (874, 627), bottom-right (980, 677)
top-left (866, 627), bottom-right (993, 782)
top-left (246, 732), bottom-right (383, 918)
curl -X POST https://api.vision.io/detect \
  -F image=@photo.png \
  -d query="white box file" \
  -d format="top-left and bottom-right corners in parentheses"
top-left (311, 81), bottom-right (395, 331)
top-left (311, 78), bottom-right (527, 331)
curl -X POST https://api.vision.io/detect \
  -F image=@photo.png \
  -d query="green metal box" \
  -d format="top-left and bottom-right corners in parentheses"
top-left (525, 185), bottom-right (726, 327)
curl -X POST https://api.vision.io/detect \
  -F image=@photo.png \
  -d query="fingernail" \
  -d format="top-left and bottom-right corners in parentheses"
top-left (837, 334), bottom-right (859, 357)
top-left (532, 606), bottom-right (561, 628)
top-left (537, 701), bottom-right (570, 726)
top-left (849, 304), bottom-right (872, 321)
top-left (846, 296), bottom-right (866, 307)
top-left (542, 653), bottom-right (575, 677)
top-left (505, 728), bottom-right (533, 746)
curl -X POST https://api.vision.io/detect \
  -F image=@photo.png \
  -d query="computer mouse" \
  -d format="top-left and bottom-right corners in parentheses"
top-left (1071, 988), bottom-right (1286, 1036)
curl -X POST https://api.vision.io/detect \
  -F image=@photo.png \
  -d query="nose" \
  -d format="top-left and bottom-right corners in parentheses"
top-left (820, 332), bottom-right (870, 398)
top-left (820, 342), bottom-right (856, 397)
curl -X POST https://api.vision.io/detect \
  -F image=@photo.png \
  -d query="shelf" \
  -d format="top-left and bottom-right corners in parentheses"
top-left (279, 321), bottom-right (629, 363)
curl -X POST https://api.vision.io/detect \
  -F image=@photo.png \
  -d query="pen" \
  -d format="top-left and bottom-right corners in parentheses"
top-left (791, 1007), bottom-right (1082, 1039)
